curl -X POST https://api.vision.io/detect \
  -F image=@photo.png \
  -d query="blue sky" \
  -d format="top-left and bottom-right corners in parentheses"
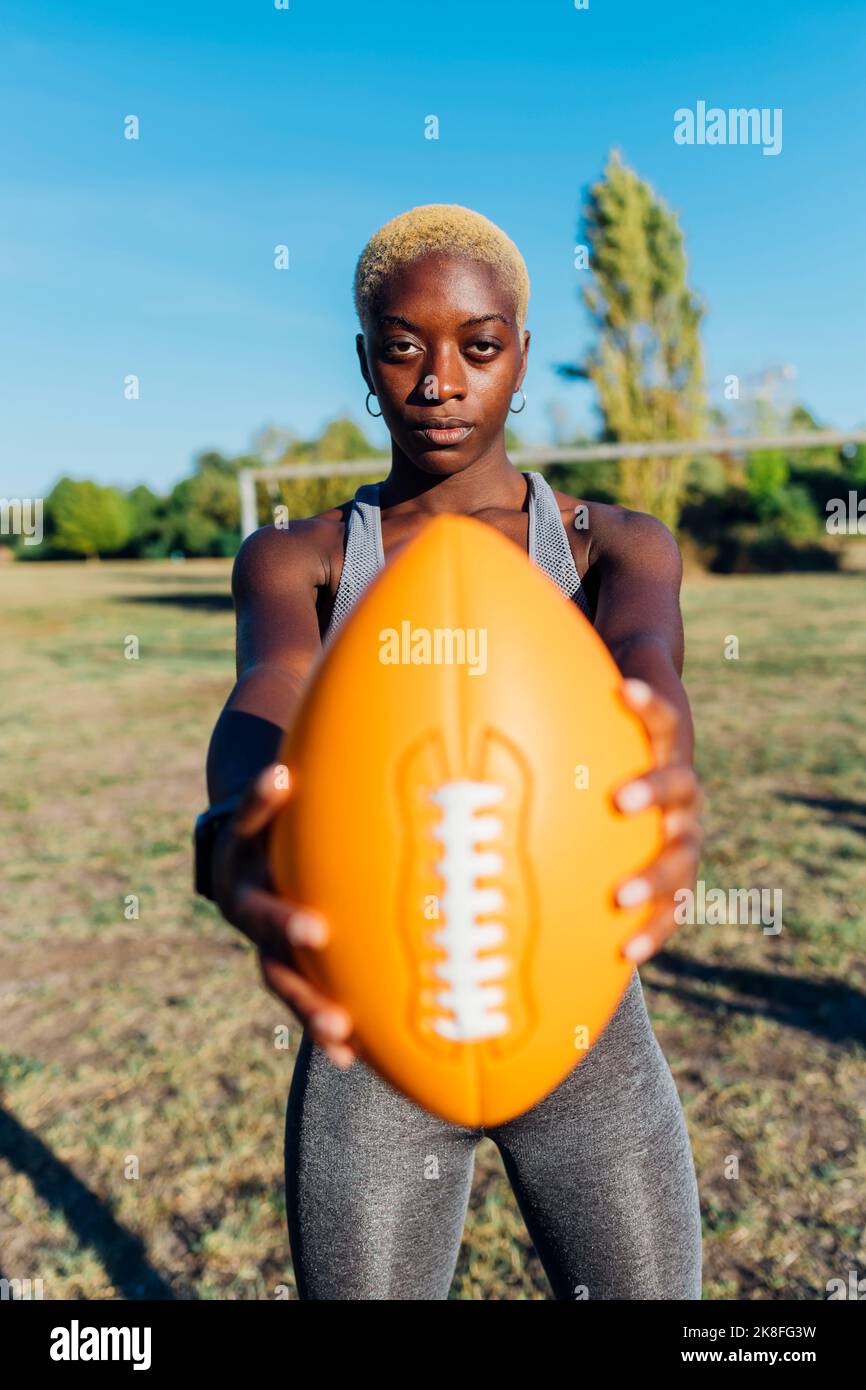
top-left (2, 0), bottom-right (864, 497)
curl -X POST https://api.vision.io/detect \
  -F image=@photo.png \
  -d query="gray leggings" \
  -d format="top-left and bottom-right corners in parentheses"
top-left (284, 970), bottom-right (702, 1300)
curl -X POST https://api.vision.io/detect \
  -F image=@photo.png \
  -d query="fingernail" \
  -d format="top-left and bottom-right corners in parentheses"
top-left (617, 877), bottom-right (651, 908)
top-left (623, 934), bottom-right (654, 963)
top-left (257, 763), bottom-right (289, 796)
top-left (616, 780), bottom-right (652, 813)
top-left (256, 765), bottom-right (276, 794)
top-left (623, 679), bottom-right (651, 706)
top-left (289, 912), bottom-right (326, 947)
top-left (326, 1047), bottom-right (355, 1070)
top-left (310, 1011), bottom-right (345, 1040)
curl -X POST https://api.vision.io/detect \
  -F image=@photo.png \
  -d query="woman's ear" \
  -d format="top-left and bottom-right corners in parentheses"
top-left (355, 333), bottom-right (373, 391)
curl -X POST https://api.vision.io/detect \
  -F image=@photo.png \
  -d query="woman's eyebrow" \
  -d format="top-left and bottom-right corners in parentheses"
top-left (377, 312), bottom-right (511, 332)
top-left (459, 313), bottom-right (511, 328)
top-left (378, 314), bottom-right (420, 332)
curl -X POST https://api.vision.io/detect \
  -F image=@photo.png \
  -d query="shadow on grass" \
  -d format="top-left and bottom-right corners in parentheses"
top-left (0, 1107), bottom-right (177, 1300)
top-left (647, 952), bottom-right (866, 1047)
top-left (114, 593), bottom-right (233, 612)
top-left (777, 792), bottom-right (866, 838)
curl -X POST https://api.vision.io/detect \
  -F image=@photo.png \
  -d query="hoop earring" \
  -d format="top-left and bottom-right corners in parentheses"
top-left (365, 390), bottom-right (383, 418)
top-left (509, 388), bottom-right (527, 414)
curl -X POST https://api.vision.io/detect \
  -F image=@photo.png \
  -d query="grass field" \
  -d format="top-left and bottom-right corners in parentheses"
top-left (1, 558), bottom-right (864, 1300)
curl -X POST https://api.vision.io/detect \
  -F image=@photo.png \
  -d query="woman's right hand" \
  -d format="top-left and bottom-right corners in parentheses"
top-left (211, 763), bottom-right (356, 1068)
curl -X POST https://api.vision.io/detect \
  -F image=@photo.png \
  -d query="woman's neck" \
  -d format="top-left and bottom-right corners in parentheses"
top-left (378, 441), bottom-right (528, 515)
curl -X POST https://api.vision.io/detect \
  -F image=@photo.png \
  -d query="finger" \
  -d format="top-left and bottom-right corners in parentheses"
top-left (664, 806), bottom-right (703, 840)
top-left (322, 1042), bottom-right (357, 1070)
top-left (615, 764), bottom-right (702, 815)
top-left (620, 679), bottom-right (677, 765)
top-left (622, 899), bottom-right (682, 964)
top-left (260, 956), bottom-right (354, 1046)
top-left (234, 884), bottom-right (328, 958)
top-left (615, 834), bottom-right (702, 910)
top-left (232, 763), bottom-right (293, 840)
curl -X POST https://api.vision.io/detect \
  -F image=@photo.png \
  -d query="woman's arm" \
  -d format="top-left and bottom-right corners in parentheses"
top-left (591, 509), bottom-right (692, 752)
top-left (588, 509), bottom-right (704, 963)
top-left (203, 521), bottom-right (357, 1067)
top-left (206, 522), bottom-right (327, 802)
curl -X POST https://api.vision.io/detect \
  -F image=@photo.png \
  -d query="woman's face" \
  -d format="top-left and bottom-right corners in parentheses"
top-left (357, 251), bottom-right (529, 476)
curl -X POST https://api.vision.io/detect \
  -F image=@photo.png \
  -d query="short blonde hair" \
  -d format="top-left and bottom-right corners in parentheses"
top-left (354, 203), bottom-right (530, 335)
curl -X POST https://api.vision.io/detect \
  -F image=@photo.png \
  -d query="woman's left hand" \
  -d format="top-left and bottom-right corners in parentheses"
top-left (613, 678), bottom-right (704, 965)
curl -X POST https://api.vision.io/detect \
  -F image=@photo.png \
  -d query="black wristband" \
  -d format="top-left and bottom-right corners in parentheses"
top-left (193, 794), bottom-right (243, 901)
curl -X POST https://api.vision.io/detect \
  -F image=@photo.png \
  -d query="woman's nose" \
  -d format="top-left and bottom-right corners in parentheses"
top-left (424, 344), bottom-right (467, 401)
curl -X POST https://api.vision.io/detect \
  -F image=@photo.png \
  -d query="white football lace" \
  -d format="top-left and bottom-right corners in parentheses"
top-left (428, 781), bottom-right (509, 1042)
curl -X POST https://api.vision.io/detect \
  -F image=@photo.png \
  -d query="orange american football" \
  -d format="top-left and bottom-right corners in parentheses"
top-left (269, 514), bottom-right (662, 1126)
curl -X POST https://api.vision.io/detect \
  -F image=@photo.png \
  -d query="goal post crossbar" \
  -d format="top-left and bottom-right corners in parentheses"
top-left (239, 429), bottom-right (866, 538)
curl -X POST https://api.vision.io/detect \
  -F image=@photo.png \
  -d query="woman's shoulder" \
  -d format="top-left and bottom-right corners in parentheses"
top-left (231, 501), bottom-right (354, 602)
top-left (546, 485), bottom-right (679, 573)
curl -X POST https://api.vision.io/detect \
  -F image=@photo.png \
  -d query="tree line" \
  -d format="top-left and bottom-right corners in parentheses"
top-left (9, 153), bottom-right (864, 571)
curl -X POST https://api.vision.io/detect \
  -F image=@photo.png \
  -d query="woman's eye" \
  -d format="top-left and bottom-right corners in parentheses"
top-left (384, 338), bottom-right (500, 358)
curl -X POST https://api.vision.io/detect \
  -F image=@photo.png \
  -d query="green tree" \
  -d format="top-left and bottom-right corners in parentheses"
top-left (166, 460), bottom-right (241, 556)
top-left (314, 417), bottom-right (382, 463)
top-left (46, 478), bottom-right (133, 556)
top-left (261, 415), bottom-right (387, 522)
top-left (192, 448), bottom-right (238, 476)
top-left (785, 405), bottom-right (838, 471)
top-left (559, 151), bottom-right (706, 530)
top-left (848, 444), bottom-right (866, 485)
top-left (745, 450), bottom-right (789, 522)
top-left (125, 484), bottom-right (168, 557)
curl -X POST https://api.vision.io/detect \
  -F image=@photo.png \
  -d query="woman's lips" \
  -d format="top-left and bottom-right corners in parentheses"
top-left (411, 424), bottom-right (475, 447)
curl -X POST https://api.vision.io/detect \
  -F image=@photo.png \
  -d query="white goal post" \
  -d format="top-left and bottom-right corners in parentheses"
top-left (239, 430), bottom-right (866, 539)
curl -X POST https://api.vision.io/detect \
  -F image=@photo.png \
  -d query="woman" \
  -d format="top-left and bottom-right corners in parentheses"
top-left (198, 204), bottom-right (703, 1300)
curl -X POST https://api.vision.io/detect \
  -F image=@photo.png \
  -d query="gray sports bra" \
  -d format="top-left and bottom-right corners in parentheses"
top-left (324, 469), bottom-right (590, 643)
